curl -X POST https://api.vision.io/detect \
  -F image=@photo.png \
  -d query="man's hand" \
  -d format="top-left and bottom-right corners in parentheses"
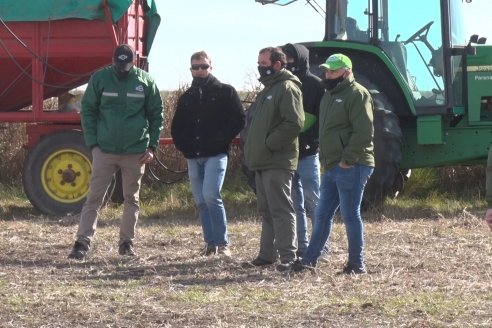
top-left (139, 148), bottom-right (154, 164)
top-left (338, 160), bottom-right (353, 169)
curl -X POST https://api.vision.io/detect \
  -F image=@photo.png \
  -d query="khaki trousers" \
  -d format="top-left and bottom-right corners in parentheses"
top-left (255, 169), bottom-right (297, 263)
top-left (76, 147), bottom-right (145, 246)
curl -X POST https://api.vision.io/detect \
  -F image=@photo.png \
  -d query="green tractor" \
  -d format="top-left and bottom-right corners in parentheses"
top-left (257, 0), bottom-right (492, 207)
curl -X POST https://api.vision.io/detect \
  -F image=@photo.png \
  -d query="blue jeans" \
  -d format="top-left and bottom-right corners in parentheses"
top-left (187, 154), bottom-right (228, 247)
top-left (301, 164), bottom-right (373, 268)
top-left (292, 154), bottom-right (320, 254)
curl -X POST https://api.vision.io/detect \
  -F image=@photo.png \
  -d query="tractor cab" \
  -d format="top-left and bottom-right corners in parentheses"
top-left (256, 0), bottom-right (482, 119)
top-left (338, 0), bottom-right (451, 109)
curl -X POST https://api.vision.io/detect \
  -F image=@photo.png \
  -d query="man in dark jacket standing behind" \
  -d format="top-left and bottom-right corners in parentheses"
top-left (244, 47), bottom-right (304, 271)
top-left (282, 43), bottom-right (324, 257)
top-left (171, 51), bottom-right (245, 257)
top-left (68, 44), bottom-right (164, 260)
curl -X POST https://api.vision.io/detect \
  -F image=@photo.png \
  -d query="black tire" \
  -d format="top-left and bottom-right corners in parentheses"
top-left (23, 130), bottom-right (93, 216)
top-left (143, 144), bottom-right (188, 185)
top-left (362, 89), bottom-right (404, 209)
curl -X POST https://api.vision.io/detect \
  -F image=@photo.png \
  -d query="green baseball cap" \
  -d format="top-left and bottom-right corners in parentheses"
top-left (319, 53), bottom-right (352, 70)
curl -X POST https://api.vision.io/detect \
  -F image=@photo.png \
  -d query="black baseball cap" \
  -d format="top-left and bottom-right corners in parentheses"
top-left (113, 44), bottom-right (135, 72)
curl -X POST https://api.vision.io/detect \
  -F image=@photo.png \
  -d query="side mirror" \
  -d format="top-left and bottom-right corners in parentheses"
top-left (469, 35), bottom-right (479, 44)
top-left (478, 37), bottom-right (487, 44)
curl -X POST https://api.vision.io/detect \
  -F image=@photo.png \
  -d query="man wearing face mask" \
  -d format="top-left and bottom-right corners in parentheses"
top-left (68, 44), bottom-right (164, 260)
top-left (294, 53), bottom-right (374, 274)
top-left (282, 43), bottom-right (324, 258)
top-left (243, 47), bottom-right (304, 272)
top-left (171, 51), bottom-right (245, 257)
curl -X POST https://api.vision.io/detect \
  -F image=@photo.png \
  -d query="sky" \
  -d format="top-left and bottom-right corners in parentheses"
top-left (148, 0), bottom-right (492, 91)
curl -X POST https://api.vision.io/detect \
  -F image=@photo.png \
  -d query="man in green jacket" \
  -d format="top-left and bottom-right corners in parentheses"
top-left (244, 47), bottom-right (304, 272)
top-left (68, 44), bottom-right (164, 260)
top-left (484, 146), bottom-right (492, 232)
top-left (295, 53), bottom-right (374, 274)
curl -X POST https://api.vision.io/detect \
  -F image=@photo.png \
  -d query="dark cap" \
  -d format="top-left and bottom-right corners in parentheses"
top-left (113, 44), bottom-right (135, 72)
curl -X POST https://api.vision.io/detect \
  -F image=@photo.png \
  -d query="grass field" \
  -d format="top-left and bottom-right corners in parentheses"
top-left (0, 178), bottom-right (491, 328)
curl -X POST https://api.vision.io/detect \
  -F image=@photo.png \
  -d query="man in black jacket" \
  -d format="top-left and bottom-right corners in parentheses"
top-left (282, 43), bottom-right (325, 257)
top-left (171, 51), bottom-right (245, 257)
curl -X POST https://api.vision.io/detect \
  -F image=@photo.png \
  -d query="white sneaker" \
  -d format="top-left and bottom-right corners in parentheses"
top-left (217, 245), bottom-right (231, 257)
top-left (318, 251), bottom-right (330, 262)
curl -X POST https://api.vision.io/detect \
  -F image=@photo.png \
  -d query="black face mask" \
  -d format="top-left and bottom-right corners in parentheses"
top-left (286, 63), bottom-right (298, 74)
top-left (116, 71), bottom-right (130, 79)
top-left (192, 76), bottom-right (209, 87)
top-left (113, 65), bottom-right (130, 79)
top-left (324, 75), bottom-right (345, 90)
top-left (258, 65), bottom-right (275, 79)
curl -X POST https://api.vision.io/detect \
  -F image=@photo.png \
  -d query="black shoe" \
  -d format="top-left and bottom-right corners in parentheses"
top-left (342, 263), bottom-right (367, 275)
top-left (241, 257), bottom-right (274, 268)
top-left (292, 259), bottom-right (316, 273)
top-left (292, 259), bottom-right (305, 272)
top-left (276, 261), bottom-right (295, 272)
top-left (118, 241), bottom-right (136, 256)
top-left (68, 241), bottom-right (89, 260)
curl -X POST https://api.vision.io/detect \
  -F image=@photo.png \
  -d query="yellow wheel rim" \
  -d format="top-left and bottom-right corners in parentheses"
top-left (41, 149), bottom-right (91, 203)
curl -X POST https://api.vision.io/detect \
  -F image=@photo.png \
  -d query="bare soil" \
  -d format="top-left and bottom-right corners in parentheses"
top-left (0, 204), bottom-right (491, 328)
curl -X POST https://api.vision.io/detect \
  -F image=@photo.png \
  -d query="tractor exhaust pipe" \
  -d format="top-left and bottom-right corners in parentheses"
top-left (324, 0), bottom-right (348, 41)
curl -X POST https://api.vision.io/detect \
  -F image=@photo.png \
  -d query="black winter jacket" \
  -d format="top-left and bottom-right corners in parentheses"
top-left (283, 43), bottom-right (324, 158)
top-left (171, 74), bottom-right (245, 159)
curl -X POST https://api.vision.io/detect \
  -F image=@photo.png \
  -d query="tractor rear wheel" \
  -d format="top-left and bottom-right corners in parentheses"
top-left (363, 90), bottom-right (403, 209)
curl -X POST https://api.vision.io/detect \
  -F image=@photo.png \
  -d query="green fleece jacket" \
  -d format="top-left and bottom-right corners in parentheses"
top-left (81, 66), bottom-right (164, 154)
top-left (319, 74), bottom-right (374, 168)
top-left (486, 146), bottom-right (492, 207)
top-left (244, 69), bottom-right (304, 171)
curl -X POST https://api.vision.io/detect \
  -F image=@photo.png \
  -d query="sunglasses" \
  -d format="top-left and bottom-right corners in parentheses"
top-left (191, 64), bottom-right (210, 70)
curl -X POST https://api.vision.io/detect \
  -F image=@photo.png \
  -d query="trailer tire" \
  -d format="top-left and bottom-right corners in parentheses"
top-left (23, 130), bottom-right (93, 216)
top-left (363, 91), bottom-right (403, 210)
